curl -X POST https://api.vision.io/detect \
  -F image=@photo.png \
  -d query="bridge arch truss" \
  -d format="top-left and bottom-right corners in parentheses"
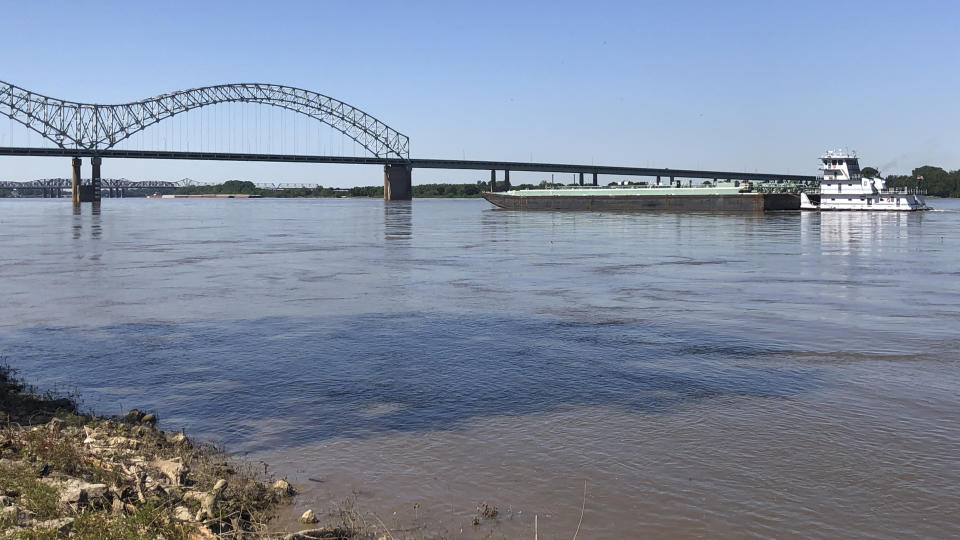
top-left (0, 81), bottom-right (409, 159)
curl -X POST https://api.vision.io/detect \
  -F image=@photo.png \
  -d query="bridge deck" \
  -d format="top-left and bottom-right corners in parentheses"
top-left (0, 147), bottom-right (817, 183)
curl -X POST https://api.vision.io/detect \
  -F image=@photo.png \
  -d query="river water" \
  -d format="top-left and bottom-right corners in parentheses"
top-left (1, 197), bottom-right (958, 539)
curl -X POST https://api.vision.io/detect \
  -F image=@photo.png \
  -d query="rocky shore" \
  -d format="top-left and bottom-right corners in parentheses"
top-left (0, 365), bottom-right (366, 539)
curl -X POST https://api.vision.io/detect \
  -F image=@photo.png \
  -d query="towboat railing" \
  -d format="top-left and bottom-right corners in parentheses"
top-left (803, 186), bottom-right (927, 196)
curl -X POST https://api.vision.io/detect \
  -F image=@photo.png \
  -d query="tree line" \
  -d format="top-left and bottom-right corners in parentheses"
top-left (876, 166), bottom-right (960, 198)
top-left (174, 180), bottom-right (493, 198)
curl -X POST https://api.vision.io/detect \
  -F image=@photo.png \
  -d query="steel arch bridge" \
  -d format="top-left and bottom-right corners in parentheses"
top-left (0, 80), bottom-right (409, 159)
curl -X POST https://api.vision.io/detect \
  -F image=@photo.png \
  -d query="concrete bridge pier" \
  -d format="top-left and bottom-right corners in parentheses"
top-left (71, 157), bottom-right (82, 203)
top-left (592, 172), bottom-right (598, 186)
top-left (383, 163), bottom-right (412, 201)
top-left (503, 170), bottom-right (510, 190)
top-left (91, 157), bottom-right (102, 202)
top-left (579, 172), bottom-right (584, 186)
top-left (489, 170), bottom-right (496, 192)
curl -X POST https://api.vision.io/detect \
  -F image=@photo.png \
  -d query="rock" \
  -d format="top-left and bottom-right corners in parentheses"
top-left (172, 505), bottom-right (194, 522)
top-left (111, 497), bottom-right (126, 515)
top-left (58, 478), bottom-right (109, 509)
top-left (106, 436), bottom-right (141, 450)
top-left (188, 525), bottom-right (219, 540)
top-left (34, 517), bottom-right (74, 534)
top-left (273, 479), bottom-right (295, 496)
top-left (144, 475), bottom-right (164, 493)
top-left (109, 485), bottom-right (127, 500)
top-left (0, 495), bottom-right (11, 506)
top-left (1, 506), bottom-right (17, 522)
top-left (58, 484), bottom-right (82, 506)
top-left (299, 509), bottom-right (318, 524)
top-left (124, 409), bottom-right (145, 423)
top-left (166, 431), bottom-right (189, 445)
top-left (186, 479), bottom-right (227, 521)
top-left (82, 426), bottom-right (99, 445)
top-left (153, 458), bottom-right (187, 486)
top-left (1, 505), bottom-right (35, 526)
top-left (140, 413), bottom-right (157, 427)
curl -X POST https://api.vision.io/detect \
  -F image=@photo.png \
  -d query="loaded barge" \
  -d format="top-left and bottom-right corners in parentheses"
top-left (483, 183), bottom-right (799, 212)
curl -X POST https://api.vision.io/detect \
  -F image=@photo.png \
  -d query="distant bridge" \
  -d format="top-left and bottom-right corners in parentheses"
top-left (0, 178), bottom-right (178, 189)
top-left (0, 178), bottom-right (179, 198)
top-left (1, 176), bottom-right (335, 196)
top-left (1, 80), bottom-right (817, 202)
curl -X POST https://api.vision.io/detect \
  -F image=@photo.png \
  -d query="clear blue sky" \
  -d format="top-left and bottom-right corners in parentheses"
top-left (1, 0), bottom-right (958, 186)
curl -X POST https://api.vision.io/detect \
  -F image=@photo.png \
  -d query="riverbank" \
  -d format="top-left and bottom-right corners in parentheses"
top-left (0, 365), bottom-right (375, 539)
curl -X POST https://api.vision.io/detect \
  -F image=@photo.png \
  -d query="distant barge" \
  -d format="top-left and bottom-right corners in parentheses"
top-left (483, 183), bottom-right (800, 212)
top-left (147, 194), bottom-right (262, 199)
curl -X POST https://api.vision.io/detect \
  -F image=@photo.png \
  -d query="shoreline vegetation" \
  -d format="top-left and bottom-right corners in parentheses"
top-left (172, 181), bottom-right (490, 199)
top-left (0, 364), bottom-right (415, 539)
top-left (880, 165), bottom-right (960, 198)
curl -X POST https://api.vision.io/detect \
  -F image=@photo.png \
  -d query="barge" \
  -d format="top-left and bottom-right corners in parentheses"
top-left (482, 182), bottom-right (801, 212)
top-left (147, 194), bottom-right (263, 199)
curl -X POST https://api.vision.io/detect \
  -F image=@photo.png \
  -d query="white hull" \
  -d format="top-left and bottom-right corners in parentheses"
top-left (803, 193), bottom-right (927, 212)
top-left (800, 192), bottom-right (818, 210)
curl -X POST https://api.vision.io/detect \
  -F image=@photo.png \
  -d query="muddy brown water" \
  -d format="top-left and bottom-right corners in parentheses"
top-left (1, 197), bottom-right (959, 538)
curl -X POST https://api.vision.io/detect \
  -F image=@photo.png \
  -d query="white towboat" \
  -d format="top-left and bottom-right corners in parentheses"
top-left (801, 150), bottom-right (928, 211)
